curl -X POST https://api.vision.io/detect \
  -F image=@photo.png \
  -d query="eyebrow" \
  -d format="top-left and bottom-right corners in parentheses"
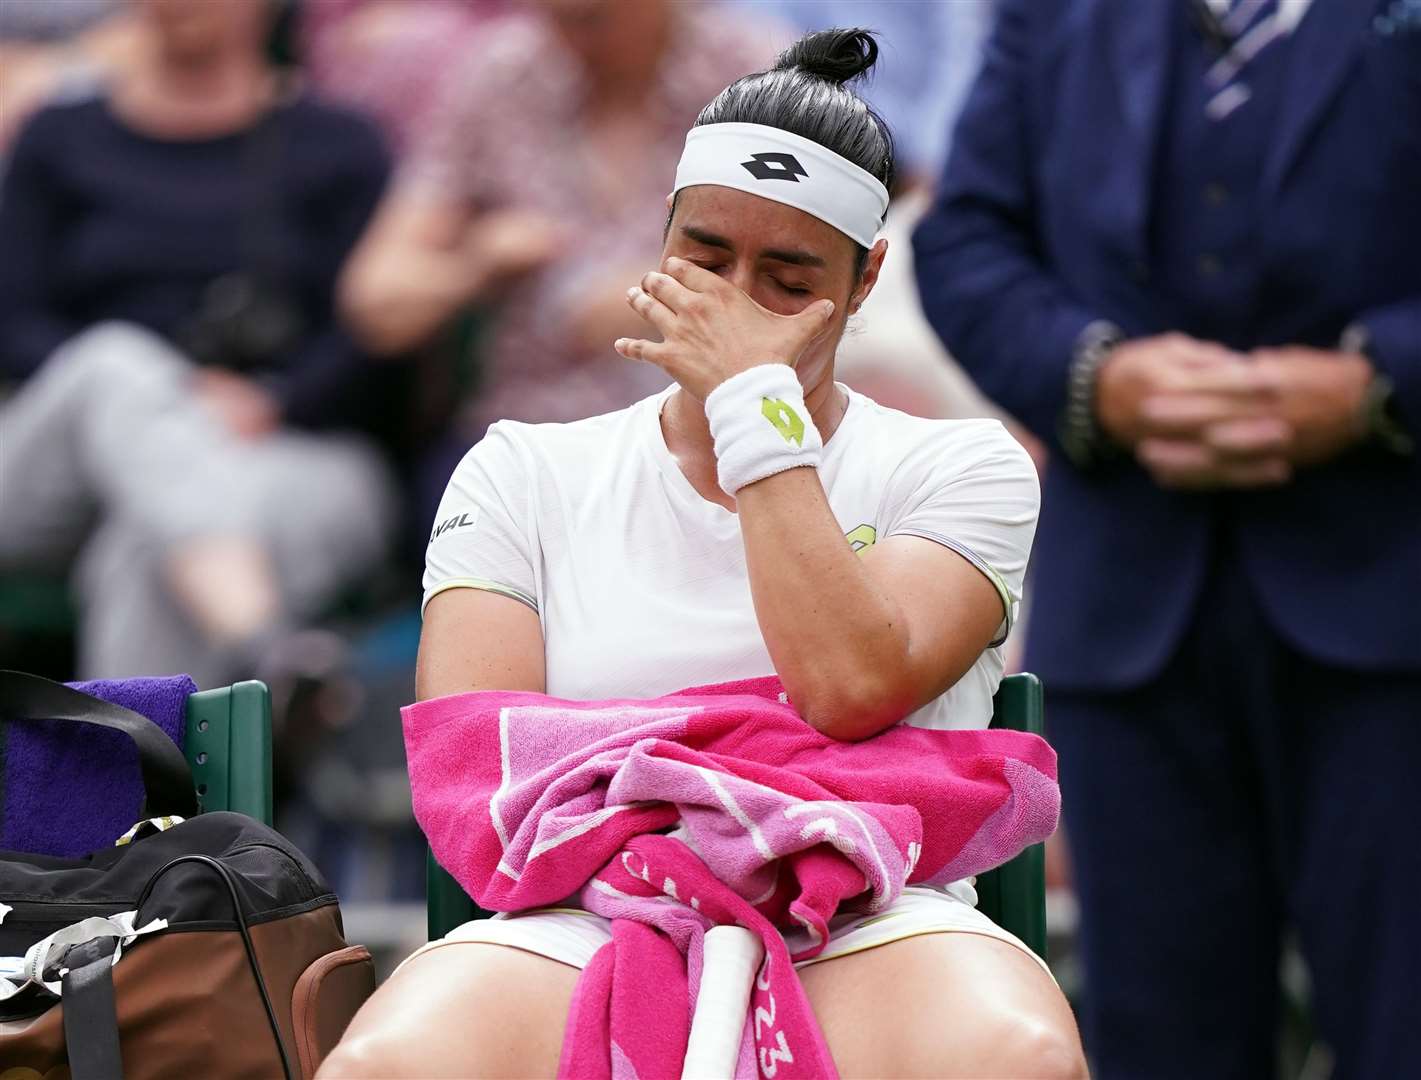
top-left (680, 225), bottom-right (827, 269)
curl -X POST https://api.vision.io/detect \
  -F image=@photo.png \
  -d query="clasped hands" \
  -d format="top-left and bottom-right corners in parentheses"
top-left (613, 257), bottom-right (836, 401)
top-left (1096, 333), bottom-right (1375, 489)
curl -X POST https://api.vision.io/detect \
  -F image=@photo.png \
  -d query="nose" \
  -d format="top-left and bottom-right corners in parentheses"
top-left (725, 262), bottom-right (757, 298)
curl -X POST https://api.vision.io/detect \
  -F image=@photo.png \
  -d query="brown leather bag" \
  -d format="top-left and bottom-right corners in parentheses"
top-left (0, 811), bottom-right (374, 1078)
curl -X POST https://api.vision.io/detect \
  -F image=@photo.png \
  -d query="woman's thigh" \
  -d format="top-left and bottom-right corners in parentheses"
top-left (318, 942), bottom-right (579, 1079)
top-left (320, 930), bottom-right (1085, 1080)
top-left (798, 931), bottom-right (1087, 1079)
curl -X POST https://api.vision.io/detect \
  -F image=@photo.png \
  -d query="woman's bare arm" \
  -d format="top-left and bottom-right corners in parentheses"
top-left (339, 194), bottom-right (564, 357)
top-left (339, 195), bottom-right (483, 356)
top-left (736, 469), bottom-right (1003, 740)
top-left (416, 588), bottom-right (546, 701)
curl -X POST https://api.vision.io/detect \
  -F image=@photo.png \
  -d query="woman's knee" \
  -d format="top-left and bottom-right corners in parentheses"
top-left (975, 1012), bottom-right (1089, 1080)
top-left (803, 932), bottom-right (1086, 1078)
top-left (317, 942), bottom-right (578, 1079)
top-left (55, 320), bottom-right (186, 382)
top-left (316, 1030), bottom-right (411, 1080)
top-left (870, 1000), bottom-right (1087, 1079)
top-left (27, 320), bottom-right (193, 434)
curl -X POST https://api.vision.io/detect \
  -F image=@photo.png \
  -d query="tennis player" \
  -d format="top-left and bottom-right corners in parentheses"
top-left (321, 29), bottom-right (1086, 1080)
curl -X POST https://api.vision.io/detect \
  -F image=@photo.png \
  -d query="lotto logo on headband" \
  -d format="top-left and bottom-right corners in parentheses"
top-left (741, 152), bottom-right (808, 182)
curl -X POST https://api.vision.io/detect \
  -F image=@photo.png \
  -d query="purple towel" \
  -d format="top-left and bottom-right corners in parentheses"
top-left (1, 675), bottom-right (196, 857)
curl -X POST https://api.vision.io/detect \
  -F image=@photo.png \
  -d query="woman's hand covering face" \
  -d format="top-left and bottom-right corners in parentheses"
top-left (614, 257), bottom-right (837, 401)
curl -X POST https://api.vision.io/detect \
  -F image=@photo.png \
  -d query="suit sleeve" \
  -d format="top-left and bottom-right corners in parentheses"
top-left (911, 0), bottom-right (1101, 444)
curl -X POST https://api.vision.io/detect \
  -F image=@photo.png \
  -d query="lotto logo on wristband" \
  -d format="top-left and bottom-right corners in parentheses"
top-left (761, 397), bottom-right (806, 447)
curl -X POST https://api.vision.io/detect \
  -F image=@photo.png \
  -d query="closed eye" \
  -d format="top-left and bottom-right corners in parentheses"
top-left (776, 281), bottom-right (813, 296)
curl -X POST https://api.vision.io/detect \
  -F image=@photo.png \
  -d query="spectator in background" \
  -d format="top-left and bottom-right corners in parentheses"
top-left (0, 0), bottom-right (397, 688)
top-left (340, 0), bottom-right (775, 509)
top-left (301, 0), bottom-right (510, 156)
top-left (914, 1), bottom-right (1420, 1076)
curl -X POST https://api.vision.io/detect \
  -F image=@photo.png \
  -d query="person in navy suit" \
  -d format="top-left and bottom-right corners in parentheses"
top-left (914, 1), bottom-right (1420, 1076)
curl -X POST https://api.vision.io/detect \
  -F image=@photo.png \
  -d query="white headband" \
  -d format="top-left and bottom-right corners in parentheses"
top-left (672, 122), bottom-right (889, 248)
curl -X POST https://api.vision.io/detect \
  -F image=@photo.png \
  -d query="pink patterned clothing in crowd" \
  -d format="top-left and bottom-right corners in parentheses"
top-left (399, 6), bottom-right (777, 435)
top-left (301, 0), bottom-right (509, 154)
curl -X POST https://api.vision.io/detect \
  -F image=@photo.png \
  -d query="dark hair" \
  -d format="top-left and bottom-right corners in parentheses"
top-left (671, 28), bottom-right (895, 276)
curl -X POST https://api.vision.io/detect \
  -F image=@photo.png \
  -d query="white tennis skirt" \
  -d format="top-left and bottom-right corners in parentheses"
top-left (397, 881), bottom-right (1052, 978)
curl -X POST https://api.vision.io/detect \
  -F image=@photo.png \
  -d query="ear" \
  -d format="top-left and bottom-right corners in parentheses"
top-left (847, 238), bottom-right (889, 315)
top-left (665, 192), bottom-right (674, 210)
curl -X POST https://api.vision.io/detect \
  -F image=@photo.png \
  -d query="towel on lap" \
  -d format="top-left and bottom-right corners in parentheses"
top-left (404, 676), bottom-right (1059, 1080)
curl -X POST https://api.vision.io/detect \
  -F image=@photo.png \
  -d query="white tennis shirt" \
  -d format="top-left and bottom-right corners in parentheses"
top-left (424, 385), bottom-right (1040, 730)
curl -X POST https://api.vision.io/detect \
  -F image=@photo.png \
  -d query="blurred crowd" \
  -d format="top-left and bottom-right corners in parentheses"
top-left (1, 1), bottom-right (1417, 1077)
top-left (0, 0), bottom-right (1005, 688)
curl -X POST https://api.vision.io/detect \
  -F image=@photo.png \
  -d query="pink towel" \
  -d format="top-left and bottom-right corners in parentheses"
top-left (404, 677), bottom-right (1059, 1079)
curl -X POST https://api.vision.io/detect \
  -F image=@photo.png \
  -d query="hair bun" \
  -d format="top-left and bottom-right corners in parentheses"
top-left (772, 28), bottom-right (878, 86)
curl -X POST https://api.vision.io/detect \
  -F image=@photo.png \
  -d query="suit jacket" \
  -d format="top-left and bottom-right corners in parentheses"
top-left (913, 0), bottom-right (1421, 691)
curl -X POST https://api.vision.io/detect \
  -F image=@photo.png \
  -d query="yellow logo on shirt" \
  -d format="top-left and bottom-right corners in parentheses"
top-left (761, 397), bottom-right (806, 446)
top-left (845, 524), bottom-right (877, 556)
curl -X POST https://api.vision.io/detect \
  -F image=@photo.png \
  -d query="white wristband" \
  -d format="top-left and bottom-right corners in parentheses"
top-left (703, 365), bottom-right (823, 496)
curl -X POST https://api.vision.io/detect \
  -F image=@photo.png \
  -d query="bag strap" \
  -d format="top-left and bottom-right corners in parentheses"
top-left (61, 936), bottom-right (124, 1080)
top-left (137, 854), bottom-right (295, 1080)
top-left (0, 670), bottom-right (198, 819)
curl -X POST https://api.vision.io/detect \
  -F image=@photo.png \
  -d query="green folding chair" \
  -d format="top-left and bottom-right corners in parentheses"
top-left (973, 672), bottom-right (1048, 960)
top-left (182, 680), bottom-right (274, 826)
top-left (424, 673), bottom-right (1050, 961)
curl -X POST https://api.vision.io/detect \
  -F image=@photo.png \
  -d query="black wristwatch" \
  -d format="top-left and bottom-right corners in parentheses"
top-left (1059, 320), bottom-right (1125, 468)
top-left (1340, 323), bottom-right (1414, 457)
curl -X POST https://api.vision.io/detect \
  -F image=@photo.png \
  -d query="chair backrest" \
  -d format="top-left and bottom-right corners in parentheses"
top-left (427, 844), bottom-right (480, 942)
top-left (424, 673), bottom-right (1050, 959)
top-left (976, 672), bottom-right (1048, 960)
top-left (183, 681), bottom-right (274, 826)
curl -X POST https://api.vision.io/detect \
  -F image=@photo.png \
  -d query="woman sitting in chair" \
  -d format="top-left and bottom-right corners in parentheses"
top-left (321, 29), bottom-right (1085, 1080)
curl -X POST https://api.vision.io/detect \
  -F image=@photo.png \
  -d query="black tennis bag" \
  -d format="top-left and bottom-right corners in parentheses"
top-left (0, 676), bottom-right (373, 1079)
